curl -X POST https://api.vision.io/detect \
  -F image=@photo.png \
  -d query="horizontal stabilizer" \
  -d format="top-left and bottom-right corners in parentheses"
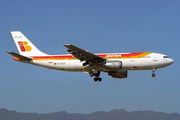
top-left (6, 51), bottom-right (32, 61)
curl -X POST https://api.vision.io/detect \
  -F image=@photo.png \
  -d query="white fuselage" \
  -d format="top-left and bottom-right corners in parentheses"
top-left (30, 52), bottom-right (174, 72)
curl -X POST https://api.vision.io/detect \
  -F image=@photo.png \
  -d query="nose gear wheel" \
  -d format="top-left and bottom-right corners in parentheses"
top-left (152, 69), bottom-right (156, 77)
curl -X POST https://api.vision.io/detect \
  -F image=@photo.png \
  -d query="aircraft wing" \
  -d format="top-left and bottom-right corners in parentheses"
top-left (63, 44), bottom-right (106, 65)
top-left (6, 51), bottom-right (32, 61)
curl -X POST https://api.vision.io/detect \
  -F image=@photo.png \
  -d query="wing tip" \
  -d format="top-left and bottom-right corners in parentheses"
top-left (10, 31), bottom-right (21, 33)
top-left (63, 44), bottom-right (73, 47)
top-left (6, 51), bottom-right (13, 54)
top-left (64, 44), bottom-right (71, 45)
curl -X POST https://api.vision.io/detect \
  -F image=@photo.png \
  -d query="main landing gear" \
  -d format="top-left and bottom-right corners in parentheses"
top-left (152, 69), bottom-right (156, 77)
top-left (89, 71), bottom-right (102, 82)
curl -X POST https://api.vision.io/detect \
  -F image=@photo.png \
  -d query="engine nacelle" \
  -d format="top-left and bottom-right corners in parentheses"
top-left (104, 60), bottom-right (122, 70)
top-left (108, 71), bottom-right (128, 78)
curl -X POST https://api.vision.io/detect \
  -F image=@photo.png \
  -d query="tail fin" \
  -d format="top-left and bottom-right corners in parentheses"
top-left (11, 31), bottom-right (48, 56)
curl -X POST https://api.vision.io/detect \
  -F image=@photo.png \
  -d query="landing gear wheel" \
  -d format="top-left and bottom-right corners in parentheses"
top-left (94, 77), bottom-right (102, 82)
top-left (98, 77), bottom-right (102, 82)
top-left (152, 69), bottom-right (156, 77)
top-left (152, 73), bottom-right (155, 77)
top-left (89, 71), bottom-right (102, 82)
top-left (94, 78), bottom-right (98, 82)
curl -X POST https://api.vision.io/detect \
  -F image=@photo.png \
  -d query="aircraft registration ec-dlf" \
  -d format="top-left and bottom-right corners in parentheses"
top-left (7, 31), bottom-right (174, 82)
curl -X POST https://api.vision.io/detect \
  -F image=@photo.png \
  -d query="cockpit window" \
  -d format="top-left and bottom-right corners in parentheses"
top-left (163, 56), bottom-right (169, 58)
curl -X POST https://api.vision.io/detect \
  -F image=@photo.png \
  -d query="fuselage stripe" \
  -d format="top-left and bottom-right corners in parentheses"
top-left (32, 52), bottom-right (151, 61)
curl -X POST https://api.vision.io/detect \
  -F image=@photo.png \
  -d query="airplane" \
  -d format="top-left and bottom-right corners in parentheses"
top-left (7, 31), bottom-right (174, 82)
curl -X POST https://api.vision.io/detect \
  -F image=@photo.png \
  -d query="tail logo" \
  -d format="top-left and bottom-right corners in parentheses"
top-left (18, 41), bottom-right (32, 52)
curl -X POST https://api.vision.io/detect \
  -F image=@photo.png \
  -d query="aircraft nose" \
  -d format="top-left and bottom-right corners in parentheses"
top-left (169, 58), bottom-right (174, 65)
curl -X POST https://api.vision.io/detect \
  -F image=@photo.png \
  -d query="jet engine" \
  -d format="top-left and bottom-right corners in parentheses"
top-left (108, 71), bottom-right (128, 78)
top-left (103, 60), bottom-right (122, 70)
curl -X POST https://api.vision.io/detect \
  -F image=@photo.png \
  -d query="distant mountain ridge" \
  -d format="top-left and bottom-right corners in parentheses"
top-left (0, 108), bottom-right (180, 120)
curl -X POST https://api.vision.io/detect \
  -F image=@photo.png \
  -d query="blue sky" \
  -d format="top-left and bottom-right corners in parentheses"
top-left (1, 0), bottom-right (179, 114)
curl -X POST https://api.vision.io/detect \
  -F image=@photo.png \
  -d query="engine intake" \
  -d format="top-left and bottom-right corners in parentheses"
top-left (104, 60), bottom-right (122, 70)
top-left (108, 71), bottom-right (128, 78)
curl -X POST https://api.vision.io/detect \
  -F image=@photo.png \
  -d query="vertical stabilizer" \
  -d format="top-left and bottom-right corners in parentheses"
top-left (11, 31), bottom-right (48, 56)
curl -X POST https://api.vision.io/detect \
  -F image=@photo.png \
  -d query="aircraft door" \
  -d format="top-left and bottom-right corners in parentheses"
top-left (48, 56), bottom-right (54, 64)
top-left (130, 54), bottom-right (138, 69)
top-left (153, 54), bottom-right (158, 61)
top-left (130, 55), bottom-right (135, 61)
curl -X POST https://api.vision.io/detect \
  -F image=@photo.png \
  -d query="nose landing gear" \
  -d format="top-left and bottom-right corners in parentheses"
top-left (152, 69), bottom-right (156, 77)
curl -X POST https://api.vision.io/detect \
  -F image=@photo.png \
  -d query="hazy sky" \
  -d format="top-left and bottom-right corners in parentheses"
top-left (1, 0), bottom-right (179, 114)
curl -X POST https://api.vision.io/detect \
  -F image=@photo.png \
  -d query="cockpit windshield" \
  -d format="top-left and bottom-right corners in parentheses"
top-left (163, 56), bottom-right (169, 58)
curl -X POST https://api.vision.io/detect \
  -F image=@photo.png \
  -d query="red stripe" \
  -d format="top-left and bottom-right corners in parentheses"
top-left (32, 53), bottom-right (146, 60)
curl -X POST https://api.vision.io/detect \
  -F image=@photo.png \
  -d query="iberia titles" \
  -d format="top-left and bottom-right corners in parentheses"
top-left (105, 54), bottom-right (121, 57)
